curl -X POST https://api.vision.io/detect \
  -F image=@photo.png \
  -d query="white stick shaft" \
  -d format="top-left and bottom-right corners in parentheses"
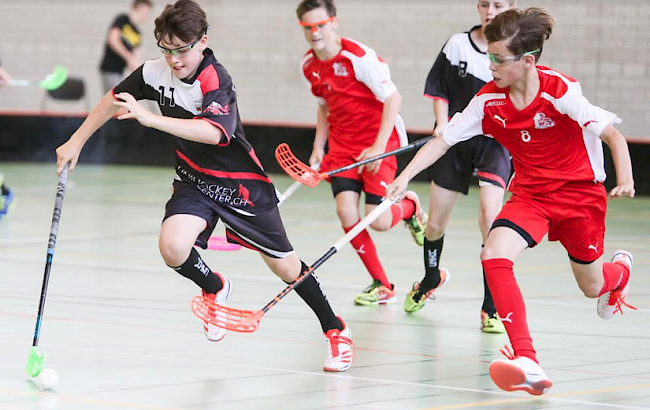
top-left (277, 162), bottom-right (320, 206)
top-left (332, 198), bottom-right (395, 251)
top-left (7, 80), bottom-right (31, 87)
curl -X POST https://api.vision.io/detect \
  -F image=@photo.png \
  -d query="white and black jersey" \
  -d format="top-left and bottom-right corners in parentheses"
top-left (424, 26), bottom-right (492, 118)
top-left (114, 49), bottom-right (278, 214)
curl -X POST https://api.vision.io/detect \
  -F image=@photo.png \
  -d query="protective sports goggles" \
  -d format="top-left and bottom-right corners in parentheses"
top-left (299, 16), bottom-right (337, 33)
top-left (488, 49), bottom-right (541, 66)
top-left (157, 36), bottom-right (203, 56)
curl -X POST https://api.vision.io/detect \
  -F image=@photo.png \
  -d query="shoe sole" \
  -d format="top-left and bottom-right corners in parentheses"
top-left (489, 361), bottom-right (552, 396)
top-left (354, 296), bottom-right (396, 306)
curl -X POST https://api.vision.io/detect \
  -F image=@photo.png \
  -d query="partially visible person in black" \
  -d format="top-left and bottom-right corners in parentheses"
top-left (0, 55), bottom-right (16, 220)
top-left (99, 0), bottom-right (153, 94)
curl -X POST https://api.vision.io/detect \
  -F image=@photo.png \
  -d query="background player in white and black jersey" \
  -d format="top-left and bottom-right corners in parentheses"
top-left (56, 0), bottom-right (353, 372)
top-left (405, 0), bottom-right (516, 333)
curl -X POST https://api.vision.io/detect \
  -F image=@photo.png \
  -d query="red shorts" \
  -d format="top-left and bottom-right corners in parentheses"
top-left (321, 131), bottom-right (401, 198)
top-left (493, 181), bottom-right (607, 263)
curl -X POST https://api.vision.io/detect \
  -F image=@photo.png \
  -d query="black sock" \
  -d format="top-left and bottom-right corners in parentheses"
top-left (481, 244), bottom-right (497, 315)
top-left (417, 235), bottom-right (444, 299)
top-left (1, 184), bottom-right (8, 196)
top-left (292, 261), bottom-right (343, 333)
top-left (171, 248), bottom-right (223, 294)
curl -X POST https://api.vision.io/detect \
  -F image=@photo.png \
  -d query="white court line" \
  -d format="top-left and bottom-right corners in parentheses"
top-left (1, 339), bottom-right (648, 410)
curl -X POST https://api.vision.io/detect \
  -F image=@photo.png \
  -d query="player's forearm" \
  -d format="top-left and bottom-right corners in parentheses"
top-left (375, 91), bottom-right (402, 148)
top-left (601, 126), bottom-right (634, 186)
top-left (70, 93), bottom-right (120, 146)
top-left (433, 99), bottom-right (449, 127)
top-left (314, 104), bottom-right (329, 150)
top-left (148, 116), bottom-right (224, 145)
top-left (400, 136), bottom-right (451, 181)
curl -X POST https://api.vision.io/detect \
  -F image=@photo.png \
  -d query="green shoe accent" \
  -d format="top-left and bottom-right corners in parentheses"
top-left (354, 280), bottom-right (396, 306)
top-left (403, 283), bottom-right (432, 313)
top-left (406, 211), bottom-right (427, 246)
top-left (481, 311), bottom-right (506, 333)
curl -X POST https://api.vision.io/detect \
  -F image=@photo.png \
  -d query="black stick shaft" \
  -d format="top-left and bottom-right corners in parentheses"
top-left (326, 136), bottom-right (432, 177)
top-left (259, 199), bottom-right (395, 314)
top-left (32, 163), bottom-right (69, 347)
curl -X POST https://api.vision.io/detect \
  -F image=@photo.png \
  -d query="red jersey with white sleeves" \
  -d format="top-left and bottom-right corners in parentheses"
top-left (301, 38), bottom-right (407, 157)
top-left (442, 66), bottom-right (620, 195)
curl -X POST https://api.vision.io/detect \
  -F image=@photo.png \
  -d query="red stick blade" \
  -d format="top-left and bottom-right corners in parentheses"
top-left (275, 143), bottom-right (321, 187)
top-left (191, 296), bottom-right (263, 333)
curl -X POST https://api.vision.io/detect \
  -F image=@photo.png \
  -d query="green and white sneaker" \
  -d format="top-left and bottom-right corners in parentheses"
top-left (403, 268), bottom-right (450, 313)
top-left (404, 190), bottom-right (427, 246)
top-left (354, 280), bottom-right (396, 306)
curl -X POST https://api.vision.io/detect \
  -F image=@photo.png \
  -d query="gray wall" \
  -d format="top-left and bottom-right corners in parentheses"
top-left (1, 0), bottom-right (649, 139)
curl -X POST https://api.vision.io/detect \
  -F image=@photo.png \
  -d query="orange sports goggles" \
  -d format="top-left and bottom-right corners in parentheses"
top-left (298, 16), bottom-right (337, 32)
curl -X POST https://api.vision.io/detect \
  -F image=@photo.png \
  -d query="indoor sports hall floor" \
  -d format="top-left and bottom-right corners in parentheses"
top-left (0, 163), bottom-right (649, 410)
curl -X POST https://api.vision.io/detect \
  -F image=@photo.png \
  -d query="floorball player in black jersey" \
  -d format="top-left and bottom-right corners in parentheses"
top-left (403, 0), bottom-right (516, 334)
top-left (56, 0), bottom-right (353, 372)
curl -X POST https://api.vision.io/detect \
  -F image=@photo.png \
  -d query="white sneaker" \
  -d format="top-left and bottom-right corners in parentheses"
top-left (489, 355), bottom-right (553, 396)
top-left (598, 250), bottom-right (634, 319)
top-left (203, 277), bottom-right (232, 342)
top-left (323, 317), bottom-right (353, 372)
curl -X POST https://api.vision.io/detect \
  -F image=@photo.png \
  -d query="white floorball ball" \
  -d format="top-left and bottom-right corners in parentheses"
top-left (38, 368), bottom-right (59, 390)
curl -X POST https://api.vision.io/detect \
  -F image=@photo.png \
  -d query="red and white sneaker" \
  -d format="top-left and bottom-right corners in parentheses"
top-left (203, 277), bottom-right (232, 342)
top-left (323, 318), bottom-right (354, 372)
top-left (598, 250), bottom-right (636, 319)
top-left (489, 346), bottom-right (552, 396)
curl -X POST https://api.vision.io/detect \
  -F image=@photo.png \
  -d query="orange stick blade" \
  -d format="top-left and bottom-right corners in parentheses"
top-left (191, 296), bottom-right (263, 333)
top-left (275, 143), bottom-right (323, 187)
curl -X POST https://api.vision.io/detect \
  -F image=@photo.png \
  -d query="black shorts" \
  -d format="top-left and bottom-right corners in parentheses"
top-left (426, 135), bottom-right (511, 195)
top-left (330, 177), bottom-right (383, 205)
top-left (164, 181), bottom-right (294, 258)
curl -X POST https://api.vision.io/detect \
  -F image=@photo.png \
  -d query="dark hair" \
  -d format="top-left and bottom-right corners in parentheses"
top-left (133, 0), bottom-right (153, 9)
top-left (296, 0), bottom-right (337, 19)
top-left (154, 0), bottom-right (208, 45)
top-left (484, 7), bottom-right (554, 62)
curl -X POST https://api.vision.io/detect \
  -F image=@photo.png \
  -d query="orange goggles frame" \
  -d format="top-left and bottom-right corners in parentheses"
top-left (298, 16), bottom-right (337, 32)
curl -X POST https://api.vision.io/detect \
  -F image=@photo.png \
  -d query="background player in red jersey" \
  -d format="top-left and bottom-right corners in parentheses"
top-left (56, 0), bottom-right (353, 372)
top-left (388, 7), bottom-right (635, 395)
top-left (297, 0), bottom-right (427, 306)
top-left (405, 0), bottom-right (517, 334)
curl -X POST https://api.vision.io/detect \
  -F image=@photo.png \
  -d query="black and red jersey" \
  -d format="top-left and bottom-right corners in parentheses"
top-left (442, 66), bottom-right (620, 195)
top-left (114, 48), bottom-right (277, 214)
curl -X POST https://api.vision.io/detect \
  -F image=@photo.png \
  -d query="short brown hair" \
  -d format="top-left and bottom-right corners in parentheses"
top-left (484, 7), bottom-right (554, 62)
top-left (154, 0), bottom-right (208, 44)
top-left (133, 0), bottom-right (153, 9)
top-left (296, 0), bottom-right (337, 20)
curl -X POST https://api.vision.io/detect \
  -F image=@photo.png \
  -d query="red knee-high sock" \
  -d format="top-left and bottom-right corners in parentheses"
top-left (599, 261), bottom-right (631, 296)
top-left (344, 224), bottom-right (391, 287)
top-left (482, 258), bottom-right (537, 362)
top-left (389, 198), bottom-right (416, 228)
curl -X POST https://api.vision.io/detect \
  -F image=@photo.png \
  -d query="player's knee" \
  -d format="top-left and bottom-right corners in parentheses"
top-left (336, 204), bottom-right (357, 224)
top-left (159, 237), bottom-right (190, 267)
top-left (481, 244), bottom-right (501, 261)
top-left (577, 281), bottom-right (601, 298)
top-left (425, 220), bottom-right (445, 240)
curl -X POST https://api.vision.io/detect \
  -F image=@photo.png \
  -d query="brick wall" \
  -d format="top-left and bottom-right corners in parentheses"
top-left (1, 0), bottom-right (648, 140)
